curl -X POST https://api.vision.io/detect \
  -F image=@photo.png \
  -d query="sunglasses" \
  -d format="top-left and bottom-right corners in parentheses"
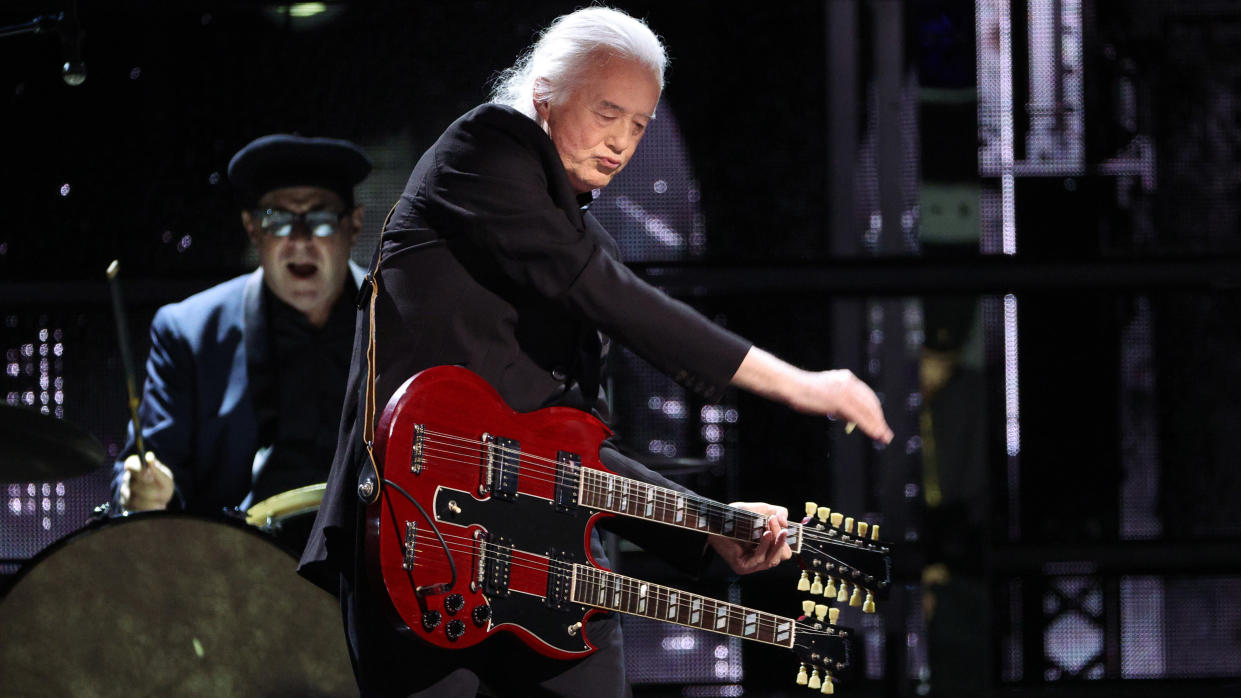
top-left (253, 208), bottom-right (348, 238)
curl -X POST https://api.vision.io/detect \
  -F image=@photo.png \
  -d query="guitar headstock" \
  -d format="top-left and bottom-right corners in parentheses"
top-left (791, 501), bottom-right (892, 615)
top-left (791, 602), bottom-right (853, 694)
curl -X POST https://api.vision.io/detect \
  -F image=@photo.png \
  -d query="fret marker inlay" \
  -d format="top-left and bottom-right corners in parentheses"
top-left (776, 621), bottom-right (792, 643)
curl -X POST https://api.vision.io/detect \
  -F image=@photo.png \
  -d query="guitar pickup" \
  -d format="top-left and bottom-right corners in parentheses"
top-left (482, 534), bottom-right (513, 597)
top-left (480, 433), bottom-right (520, 501)
top-left (554, 452), bottom-right (580, 512)
top-left (544, 548), bottom-right (574, 609)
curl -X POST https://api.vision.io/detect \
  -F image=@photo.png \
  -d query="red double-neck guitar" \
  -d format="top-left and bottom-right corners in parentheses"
top-left (367, 366), bottom-right (887, 691)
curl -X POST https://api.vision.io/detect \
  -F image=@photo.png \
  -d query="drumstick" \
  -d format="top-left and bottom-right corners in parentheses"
top-left (106, 260), bottom-right (146, 460)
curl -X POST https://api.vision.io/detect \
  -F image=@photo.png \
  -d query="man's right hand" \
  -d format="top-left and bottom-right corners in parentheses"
top-left (118, 451), bottom-right (175, 511)
top-left (730, 347), bottom-right (895, 445)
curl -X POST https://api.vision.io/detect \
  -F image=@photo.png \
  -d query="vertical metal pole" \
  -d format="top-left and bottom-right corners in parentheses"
top-left (828, 0), bottom-right (868, 511)
top-left (825, 0), bottom-right (865, 510)
top-left (873, 0), bottom-right (917, 695)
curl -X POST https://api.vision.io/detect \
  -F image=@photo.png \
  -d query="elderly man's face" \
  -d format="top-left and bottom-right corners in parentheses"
top-left (536, 56), bottom-right (660, 193)
top-left (242, 186), bottom-right (362, 327)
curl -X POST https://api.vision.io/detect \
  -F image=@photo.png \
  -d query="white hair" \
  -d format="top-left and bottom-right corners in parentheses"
top-left (490, 6), bottom-right (668, 121)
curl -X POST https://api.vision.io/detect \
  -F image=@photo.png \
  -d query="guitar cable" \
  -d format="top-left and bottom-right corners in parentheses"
top-left (382, 477), bottom-right (458, 596)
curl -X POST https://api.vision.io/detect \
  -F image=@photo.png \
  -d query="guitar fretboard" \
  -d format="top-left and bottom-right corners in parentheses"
top-left (576, 467), bottom-right (802, 548)
top-left (570, 564), bottom-right (796, 648)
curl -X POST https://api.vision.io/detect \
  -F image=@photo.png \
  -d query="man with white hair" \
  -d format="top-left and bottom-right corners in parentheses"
top-left (300, 6), bottom-right (892, 696)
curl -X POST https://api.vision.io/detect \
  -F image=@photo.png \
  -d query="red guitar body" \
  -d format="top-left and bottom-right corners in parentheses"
top-left (366, 365), bottom-right (615, 659)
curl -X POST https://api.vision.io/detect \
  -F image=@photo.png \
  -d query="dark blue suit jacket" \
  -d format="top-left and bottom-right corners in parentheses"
top-left (110, 263), bottom-right (365, 515)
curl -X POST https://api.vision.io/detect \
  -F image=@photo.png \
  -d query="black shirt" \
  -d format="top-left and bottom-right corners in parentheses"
top-left (249, 281), bottom-right (357, 505)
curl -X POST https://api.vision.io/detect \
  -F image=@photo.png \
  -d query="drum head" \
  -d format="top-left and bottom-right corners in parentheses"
top-left (0, 512), bottom-right (354, 697)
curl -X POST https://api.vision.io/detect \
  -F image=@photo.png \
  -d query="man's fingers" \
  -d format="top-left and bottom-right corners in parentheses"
top-left (847, 405), bottom-right (893, 444)
top-left (844, 379), bottom-right (894, 444)
top-left (765, 529), bottom-right (790, 567)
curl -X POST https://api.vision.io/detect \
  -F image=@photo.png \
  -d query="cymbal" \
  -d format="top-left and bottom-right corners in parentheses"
top-left (0, 404), bottom-right (106, 482)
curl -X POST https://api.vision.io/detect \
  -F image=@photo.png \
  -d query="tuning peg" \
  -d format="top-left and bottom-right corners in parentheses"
top-left (804, 501), bottom-right (817, 518)
top-left (802, 599), bottom-right (816, 617)
top-left (863, 590), bottom-right (877, 614)
top-left (809, 573), bottom-right (824, 596)
top-left (849, 584), bottom-right (863, 607)
top-left (823, 575), bottom-right (838, 598)
top-left (808, 669), bottom-right (822, 690)
top-left (820, 673), bottom-right (835, 694)
top-left (844, 516), bottom-right (854, 534)
top-left (871, 524), bottom-right (880, 541)
top-left (828, 606), bottom-right (840, 625)
top-left (836, 581), bottom-right (849, 604)
top-left (816, 506), bottom-right (830, 524)
top-left (814, 603), bottom-right (828, 622)
top-left (829, 512), bottom-right (843, 528)
top-left (796, 663), bottom-right (809, 685)
top-left (797, 571), bottom-right (811, 592)
top-left (857, 521), bottom-right (869, 538)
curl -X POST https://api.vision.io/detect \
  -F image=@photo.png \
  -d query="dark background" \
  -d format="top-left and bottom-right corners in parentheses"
top-left (2, 1), bottom-right (1240, 697)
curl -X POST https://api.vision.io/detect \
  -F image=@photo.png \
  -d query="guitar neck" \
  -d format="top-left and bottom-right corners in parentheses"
top-left (570, 564), bottom-right (796, 649)
top-left (576, 467), bottom-right (802, 549)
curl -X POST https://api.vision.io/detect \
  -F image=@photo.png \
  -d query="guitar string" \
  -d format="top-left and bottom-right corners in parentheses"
top-left (415, 432), bottom-right (880, 548)
top-left (419, 430), bottom-right (784, 527)
top-left (407, 439), bottom-right (885, 579)
top-left (392, 526), bottom-right (840, 636)
top-left (414, 443), bottom-right (769, 543)
top-left (396, 525), bottom-right (859, 645)
top-left (424, 430), bottom-right (883, 553)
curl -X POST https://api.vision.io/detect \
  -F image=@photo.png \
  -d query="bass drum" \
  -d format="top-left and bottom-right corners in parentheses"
top-left (0, 511), bottom-right (354, 697)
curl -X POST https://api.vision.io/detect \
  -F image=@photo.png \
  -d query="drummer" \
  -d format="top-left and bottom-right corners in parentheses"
top-left (111, 134), bottom-right (371, 528)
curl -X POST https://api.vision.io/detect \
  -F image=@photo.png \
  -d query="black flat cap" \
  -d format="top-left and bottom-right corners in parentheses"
top-left (227, 134), bottom-right (372, 208)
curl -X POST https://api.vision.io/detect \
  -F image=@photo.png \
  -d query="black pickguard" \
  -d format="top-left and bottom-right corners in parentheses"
top-left (433, 486), bottom-right (599, 655)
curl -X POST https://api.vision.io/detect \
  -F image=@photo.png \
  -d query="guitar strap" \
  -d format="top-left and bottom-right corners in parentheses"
top-left (356, 202), bottom-right (399, 505)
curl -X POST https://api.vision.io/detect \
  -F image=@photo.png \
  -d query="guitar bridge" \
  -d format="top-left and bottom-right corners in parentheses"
top-left (402, 521), bottom-right (417, 570)
top-left (411, 424), bottom-right (426, 474)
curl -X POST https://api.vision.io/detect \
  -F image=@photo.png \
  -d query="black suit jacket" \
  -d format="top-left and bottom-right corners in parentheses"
top-left (299, 103), bottom-right (750, 594)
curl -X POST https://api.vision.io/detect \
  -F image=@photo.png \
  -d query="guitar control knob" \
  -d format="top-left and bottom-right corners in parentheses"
top-left (421, 610), bottom-right (442, 631)
top-left (445, 619), bottom-right (466, 641)
top-left (445, 593), bottom-right (465, 615)
top-left (472, 604), bottom-right (492, 627)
